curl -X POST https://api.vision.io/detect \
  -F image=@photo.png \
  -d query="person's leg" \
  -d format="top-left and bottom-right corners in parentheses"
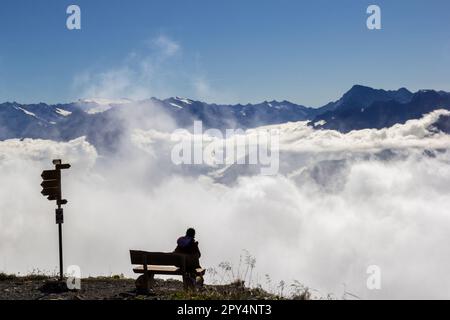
top-left (183, 254), bottom-right (202, 290)
top-left (183, 274), bottom-right (195, 290)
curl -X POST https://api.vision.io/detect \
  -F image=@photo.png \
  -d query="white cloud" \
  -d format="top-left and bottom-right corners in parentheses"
top-left (153, 35), bottom-right (181, 57)
top-left (72, 35), bottom-right (182, 101)
top-left (1, 111), bottom-right (450, 300)
top-left (72, 35), bottom-right (238, 104)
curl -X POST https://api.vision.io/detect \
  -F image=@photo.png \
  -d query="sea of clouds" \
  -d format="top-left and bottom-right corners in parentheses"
top-left (1, 108), bottom-right (450, 299)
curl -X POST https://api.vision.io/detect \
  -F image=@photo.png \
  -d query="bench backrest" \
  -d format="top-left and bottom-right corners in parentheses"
top-left (130, 250), bottom-right (186, 272)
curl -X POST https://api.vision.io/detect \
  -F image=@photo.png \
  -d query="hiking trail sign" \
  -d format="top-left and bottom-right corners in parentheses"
top-left (40, 159), bottom-right (71, 281)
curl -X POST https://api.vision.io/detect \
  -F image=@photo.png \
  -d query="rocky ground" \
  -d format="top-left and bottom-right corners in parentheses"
top-left (0, 274), bottom-right (284, 300)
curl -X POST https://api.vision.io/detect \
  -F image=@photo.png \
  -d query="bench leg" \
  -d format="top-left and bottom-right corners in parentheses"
top-left (183, 274), bottom-right (195, 291)
top-left (135, 273), bottom-right (155, 295)
top-left (148, 273), bottom-right (155, 288)
top-left (144, 273), bottom-right (155, 292)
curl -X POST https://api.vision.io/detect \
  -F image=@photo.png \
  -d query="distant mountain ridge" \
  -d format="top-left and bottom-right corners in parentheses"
top-left (311, 86), bottom-right (450, 132)
top-left (1, 85), bottom-right (449, 151)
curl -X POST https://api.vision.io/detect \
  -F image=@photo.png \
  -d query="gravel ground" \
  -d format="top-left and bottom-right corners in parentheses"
top-left (0, 275), bottom-right (279, 300)
top-left (0, 276), bottom-right (187, 300)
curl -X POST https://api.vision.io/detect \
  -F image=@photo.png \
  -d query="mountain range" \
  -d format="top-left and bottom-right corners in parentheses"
top-left (1, 85), bottom-right (449, 152)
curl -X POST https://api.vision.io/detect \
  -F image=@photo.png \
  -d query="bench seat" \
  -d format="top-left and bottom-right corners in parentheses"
top-left (133, 265), bottom-right (206, 275)
top-left (133, 265), bottom-right (181, 273)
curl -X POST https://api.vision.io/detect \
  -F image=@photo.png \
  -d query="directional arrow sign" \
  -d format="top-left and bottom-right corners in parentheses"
top-left (41, 170), bottom-right (60, 180)
top-left (40, 180), bottom-right (59, 189)
top-left (41, 170), bottom-right (61, 199)
top-left (56, 164), bottom-right (71, 170)
top-left (40, 161), bottom-right (70, 206)
top-left (41, 187), bottom-right (60, 197)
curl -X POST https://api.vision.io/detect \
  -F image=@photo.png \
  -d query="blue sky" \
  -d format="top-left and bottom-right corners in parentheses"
top-left (0, 0), bottom-right (449, 106)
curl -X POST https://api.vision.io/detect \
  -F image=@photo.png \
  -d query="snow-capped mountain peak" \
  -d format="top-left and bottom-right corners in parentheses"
top-left (174, 97), bottom-right (193, 105)
top-left (55, 108), bottom-right (72, 117)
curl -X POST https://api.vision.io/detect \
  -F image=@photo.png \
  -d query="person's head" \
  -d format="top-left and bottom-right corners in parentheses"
top-left (186, 228), bottom-right (196, 238)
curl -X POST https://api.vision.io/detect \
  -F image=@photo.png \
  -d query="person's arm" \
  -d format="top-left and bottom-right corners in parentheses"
top-left (194, 241), bottom-right (201, 258)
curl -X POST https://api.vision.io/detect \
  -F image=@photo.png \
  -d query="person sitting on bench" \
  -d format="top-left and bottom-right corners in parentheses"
top-left (174, 228), bottom-right (204, 286)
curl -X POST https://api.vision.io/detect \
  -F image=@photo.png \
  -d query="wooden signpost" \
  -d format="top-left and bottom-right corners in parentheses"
top-left (41, 159), bottom-right (71, 281)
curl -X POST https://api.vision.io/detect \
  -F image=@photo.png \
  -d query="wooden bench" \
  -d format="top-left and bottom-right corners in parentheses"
top-left (129, 250), bottom-right (205, 293)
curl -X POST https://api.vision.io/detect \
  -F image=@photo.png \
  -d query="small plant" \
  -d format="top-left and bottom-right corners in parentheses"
top-left (242, 250), bottom-right (256, 287)
top-left (22, 269), bottom-right (52, 281)
top-left (218, 261), bottom-right (233, 284)
top-left (0, 269), bottom-right (53, 282)
top-left (290, 280), bottom-right (311, 300)
top-left (206, 267), bottom-right (218, 285)
top-left (264, 274), bottom-right (273, 293)
top-left (212, 250), bottom-right (258, 288)
top-left (277, 280), bottom-right (285, 297)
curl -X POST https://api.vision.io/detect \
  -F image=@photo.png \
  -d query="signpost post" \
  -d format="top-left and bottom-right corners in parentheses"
top-left (41, 159), bottom-right (71, 282)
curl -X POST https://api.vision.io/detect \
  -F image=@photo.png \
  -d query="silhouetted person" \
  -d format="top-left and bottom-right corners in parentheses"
top-left (174, 228), bottom-right (204, 288)
top-left (174, 228), bottom-right (201, 258)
